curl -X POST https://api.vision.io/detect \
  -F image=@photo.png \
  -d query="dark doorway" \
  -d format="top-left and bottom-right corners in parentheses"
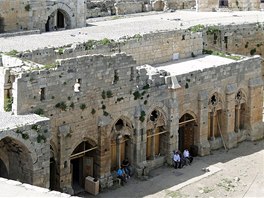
top-left (50, 157), bottom-right (56, 190)
top-left (0, 16), bottom-right (4, 33)
top-left (57, 10), bottom-right (65, 28)
top-left (0, 159), bottom-right (8, 178)
top-left (45, 16), bottom-right (50, 32)
top-left (219, 0), bottom-right (228, 7)
top-left (70, 141), bottom-right (97, 193)
top-left (178, 114), bottom-right (196, 152)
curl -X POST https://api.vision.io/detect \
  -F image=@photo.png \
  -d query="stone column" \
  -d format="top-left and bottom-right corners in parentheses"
top-left (58, 124), bottom-right (73, 194)
top-left (166, 90), bottom-right (179, 164)
top-left (197, 90), bottom-right (210, 156)
top-left (224, 84), bottom-right (237, 149)
top-left (247, 77), bottom-right (264, 140)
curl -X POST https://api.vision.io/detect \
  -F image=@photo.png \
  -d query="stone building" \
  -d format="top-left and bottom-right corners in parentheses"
top-left (0, 19), bottom-right (263, 194)
top-left (0, 0), bottom-right (86, 33)
top-left (197, 0), bottom-right (260, 11)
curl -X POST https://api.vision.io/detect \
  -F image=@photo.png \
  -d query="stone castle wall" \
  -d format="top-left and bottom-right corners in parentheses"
top-left (19, 30), bottom-right (203, 66)
top-left (203, 23), bottom-right (264, 78)
top-left (198, 0), bottom-right (260, 11)
top-left (0, 0), bottom-right (86, 33)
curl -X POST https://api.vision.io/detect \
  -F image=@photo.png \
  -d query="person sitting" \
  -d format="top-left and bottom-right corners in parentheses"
top-left (183, 148), bottom-right (193, 165)
top-left (121, 157), bottom-right (131, 177)
top-left (116, 167), bottom-right (127, 185)
top-left (173, 151), bottom-right (181, 169)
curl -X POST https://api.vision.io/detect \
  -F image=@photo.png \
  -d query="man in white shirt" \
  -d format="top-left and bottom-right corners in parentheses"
top-left (183, 149), bottom-right (193, 164)
top-left (173, 152), bottom-right (181, 169)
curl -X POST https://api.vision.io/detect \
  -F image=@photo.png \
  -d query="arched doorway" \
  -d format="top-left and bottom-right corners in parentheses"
top-left (0, 137), bottom-right (33, 183)
top-left (111, 118), bottom-right (133, 171)
top-left (146, 109), bottom-right (168, 160)
top-left (70, 140), bottom-right (97, 192)
top-left (178, 113), bottom-right (197, 152)
top-left (0, 158), bottom-right (8, 178)
top-left (57, 10), bottom-right (65, 29)
top-left (45, 9), bottom-right (71, 32)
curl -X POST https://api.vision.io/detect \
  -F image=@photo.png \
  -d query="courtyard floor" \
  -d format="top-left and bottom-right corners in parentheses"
top-left (81, 139), bottom-right (264, 198)
top-left (1, 11), bottom-right (264, 52)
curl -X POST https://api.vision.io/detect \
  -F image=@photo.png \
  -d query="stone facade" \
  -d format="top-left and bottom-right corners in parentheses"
top-left (0, 21), bottom-right (263, 194)
top-left (0, 0), bottom-right (86, 33)
top-left (197, 0), bottom-right (260, 11)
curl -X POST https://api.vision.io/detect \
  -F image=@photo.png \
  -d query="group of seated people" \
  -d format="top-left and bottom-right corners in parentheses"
top-left (173, 149), bottom-right (193, 169)
top-left (116, 158), bottom-right (131, 185)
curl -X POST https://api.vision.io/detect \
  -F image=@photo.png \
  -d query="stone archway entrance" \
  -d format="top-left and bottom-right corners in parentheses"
top-left (0, 137), bottom-right (33, 183)
top-left (45, 9), bottom-right (71, 32)
top-left (178, 113), bottom-right (197, 152)
top-left (70, 141), bottom-right (97, 192)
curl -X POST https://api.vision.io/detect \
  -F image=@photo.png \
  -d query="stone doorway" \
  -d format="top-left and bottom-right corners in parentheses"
top-left (219, 0), bottom-right (228, 7)
top-left (70, 141), bottom-right (97, 192)
top-left (57, 10), bottom-right (65, 29)
top-left (45, 9), bottom-right (70, 32)
top-left (50, 145), bottom-right (58, 190)
top-left (178, 113), bottom-right (197, 152)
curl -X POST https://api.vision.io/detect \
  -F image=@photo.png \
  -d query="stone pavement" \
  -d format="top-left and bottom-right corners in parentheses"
top-left (80, 140), bottom-right (264, 198)
top-left (1, 11), bottom-right (264, 52)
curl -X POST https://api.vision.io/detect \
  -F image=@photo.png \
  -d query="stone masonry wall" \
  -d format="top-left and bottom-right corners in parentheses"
top-left (203, 23), bottom-right (264, 79)
top-left (0, 115), bottom-right (50, 188)
top-left (197, 0), bottom-right (260, 11)
top-left (19, 30), bottom-right (203, 66)
top-left (175, 56), bottom-right (263, 153)
top-left (0, 0), bottom-right (86, 33)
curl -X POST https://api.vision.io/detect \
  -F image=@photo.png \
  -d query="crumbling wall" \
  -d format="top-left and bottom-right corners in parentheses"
top-left (203, 23), bottom-right (264, 78)
top-left (0, 115), bottom-right (50, 188)
top-left (19, 30), bottom-right (203, 66)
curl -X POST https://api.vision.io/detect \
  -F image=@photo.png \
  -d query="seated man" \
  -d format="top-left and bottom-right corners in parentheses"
top-left (173, 151), bottom-right (181, 169)
top-left (122, 157), bottom-right (131, 177)
top-left (117, 167), bottom-right (127, 185)
top-left (183, 148), bottom-right (193, 165)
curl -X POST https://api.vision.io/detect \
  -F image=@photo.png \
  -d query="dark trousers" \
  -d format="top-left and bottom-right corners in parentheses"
top-left (174, 161), bottom-right (181, 169)
top-left (117, 175), bottom-right (127, 185)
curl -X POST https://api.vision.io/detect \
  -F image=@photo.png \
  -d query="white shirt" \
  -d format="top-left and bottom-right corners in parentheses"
top-left (183, 150), bottom-right (190, 158)
top-left (173, 153), bottom-right (181, 162)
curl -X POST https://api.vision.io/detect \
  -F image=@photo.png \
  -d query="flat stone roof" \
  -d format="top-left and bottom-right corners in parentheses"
top-left (155, 54), bottom-right (239, 76)
top-left (0, 11), bottom-right (264, 52)
top-left (0, 112), bottom-right (49, 131)
top-left (0, 178), bottom-right (76, 197)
